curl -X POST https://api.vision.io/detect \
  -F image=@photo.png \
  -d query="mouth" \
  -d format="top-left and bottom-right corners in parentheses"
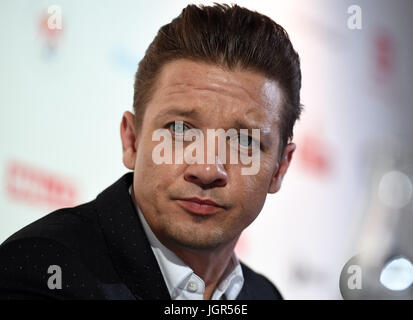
top-left (176, 197), bottom-right (225, 215)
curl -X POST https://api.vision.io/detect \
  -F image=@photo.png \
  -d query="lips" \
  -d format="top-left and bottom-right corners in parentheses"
top-left (182, 197), bottom-right (223, 207)
top-left (176, 197), bottom-right (225, 215)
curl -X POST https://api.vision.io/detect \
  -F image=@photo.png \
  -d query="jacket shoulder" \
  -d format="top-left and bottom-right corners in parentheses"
top-left (0, 236), bottom-right (105, 299)
top-left (2, 200), bottom-right (99, 247)
top-left (0, 200), bottom-right (120, 299)
top-left (239, 262), bottom-right (283, 300)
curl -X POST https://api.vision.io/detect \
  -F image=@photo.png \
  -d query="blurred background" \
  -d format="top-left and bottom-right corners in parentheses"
top-left (1, 0), bottom-right (412, 299)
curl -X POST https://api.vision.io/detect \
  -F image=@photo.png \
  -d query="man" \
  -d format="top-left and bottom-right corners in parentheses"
top-left (0, 3), bottom-right (301, 300)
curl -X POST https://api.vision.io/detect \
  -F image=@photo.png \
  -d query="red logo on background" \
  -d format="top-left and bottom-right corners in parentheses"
top-left (38, 8), bottom-right (64, 58)
top-left (373, 30), bottom-right (394, 84)
top-left (296, 134), bottom-right (331, 177)
top-left (235, 233), bottom-right (249, 257)
top-left (5, 160), bottom-right (78, 210)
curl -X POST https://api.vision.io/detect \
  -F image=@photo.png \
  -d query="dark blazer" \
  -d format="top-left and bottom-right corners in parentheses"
top-left (0, 172), bottom-right (282, 300)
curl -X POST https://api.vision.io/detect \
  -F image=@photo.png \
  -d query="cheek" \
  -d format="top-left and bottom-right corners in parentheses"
top-left (235, 174), bottom-right (267, 215)
top-left (235, 156), bottom-right (277, 212)
top-left (242, 176), bottom-right (267, 204)
top-left (134, 140), bottom-right (179, 194)
top-left (132, 140), bottom-right (163, 212)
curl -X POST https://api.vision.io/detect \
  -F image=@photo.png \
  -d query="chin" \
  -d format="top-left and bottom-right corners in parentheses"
top-left (165, 225), bottom-right (229, 250)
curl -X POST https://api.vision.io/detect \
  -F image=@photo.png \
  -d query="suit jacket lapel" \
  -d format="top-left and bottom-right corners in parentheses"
top-left (236, 264), bottom-right (253, 300)
top-left (94, 172), bottom-right (171, 300)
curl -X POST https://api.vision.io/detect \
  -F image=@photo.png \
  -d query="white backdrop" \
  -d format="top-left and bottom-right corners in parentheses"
top-left (1, 0), bottom-right (412, 299)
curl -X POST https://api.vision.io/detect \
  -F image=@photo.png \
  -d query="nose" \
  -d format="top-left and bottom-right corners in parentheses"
top-left (184, 156), bottom-right (228, 189)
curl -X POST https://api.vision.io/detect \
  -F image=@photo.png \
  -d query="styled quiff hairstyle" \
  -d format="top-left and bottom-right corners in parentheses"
top-left (133, 3), bottom-right (302, 156)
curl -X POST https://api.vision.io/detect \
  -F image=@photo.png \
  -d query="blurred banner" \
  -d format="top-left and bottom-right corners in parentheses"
top-left (1, 0), bottom-right (412, 299)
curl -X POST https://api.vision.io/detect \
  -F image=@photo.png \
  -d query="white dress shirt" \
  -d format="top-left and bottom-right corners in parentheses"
top-left (128, 185), bottom-right (244, 300)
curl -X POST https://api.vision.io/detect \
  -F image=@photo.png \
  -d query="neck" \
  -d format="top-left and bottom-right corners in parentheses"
top-left (165, 237), bottom-right (239, 299)
top-left (130, 185), bottom-right (239, 299)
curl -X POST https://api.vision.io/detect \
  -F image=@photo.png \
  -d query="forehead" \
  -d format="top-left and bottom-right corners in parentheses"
top-left (146, 59), bottom-right (282, 131)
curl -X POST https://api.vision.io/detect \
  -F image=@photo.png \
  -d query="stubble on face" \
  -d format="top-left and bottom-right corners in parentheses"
top-left (132, 59), bottom-right (283, 251)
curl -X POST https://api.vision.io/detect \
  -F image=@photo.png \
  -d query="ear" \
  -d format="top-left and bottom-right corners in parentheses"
top-left (268, 142), bottom-right (296, 194)
top-left (120, 111), bottom-right (138, 170)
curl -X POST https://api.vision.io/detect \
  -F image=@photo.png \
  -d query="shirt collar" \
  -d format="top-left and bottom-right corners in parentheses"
top-left (128, 185), bottom-right (244, 300)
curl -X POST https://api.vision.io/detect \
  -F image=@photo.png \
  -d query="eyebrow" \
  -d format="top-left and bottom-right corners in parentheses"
top-left (156, 107), bottom-right (271, 139)
top-left (233, 119), bottom-right (272, 141)
top-left (158, 108), bottom-right (202, 120)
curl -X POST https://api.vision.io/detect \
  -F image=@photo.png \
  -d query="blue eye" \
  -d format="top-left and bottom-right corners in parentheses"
top-left (238, 134), bottom-right (253, 147)
top-left (169, 121), bottom-right (190, 134)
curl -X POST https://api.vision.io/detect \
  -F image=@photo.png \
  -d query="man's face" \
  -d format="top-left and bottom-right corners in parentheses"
top-left (127, 59), bottom-right (294, 250)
